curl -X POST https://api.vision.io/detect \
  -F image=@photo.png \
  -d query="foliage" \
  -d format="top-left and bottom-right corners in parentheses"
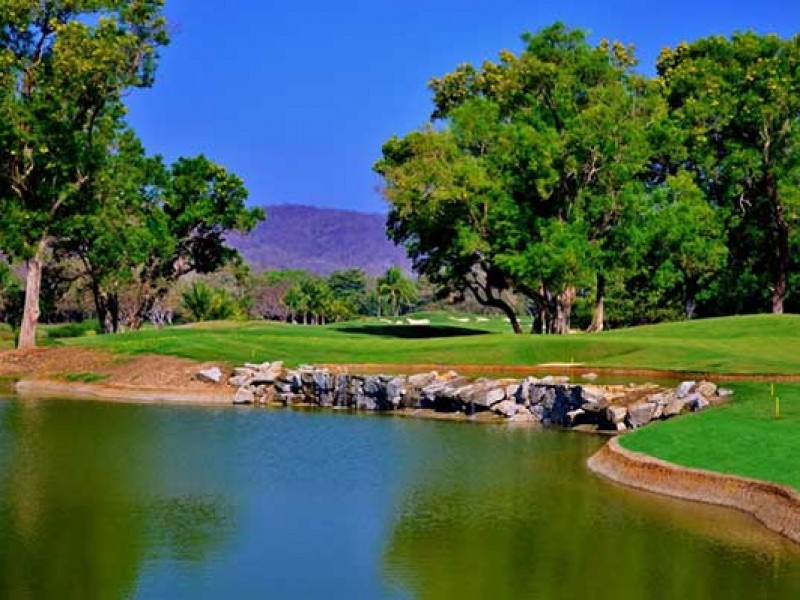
top-left (0, 0), bottom-right (170, 348)
top-left (181, 281), bottom-right (240, 322)
top-left (656, 32), bottom-right (800, 314)
top-left (376, 266), bottom-right (417, 317)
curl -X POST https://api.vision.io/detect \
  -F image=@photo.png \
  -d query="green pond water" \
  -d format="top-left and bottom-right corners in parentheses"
top-left (0, 397), bottom-right (799, 599)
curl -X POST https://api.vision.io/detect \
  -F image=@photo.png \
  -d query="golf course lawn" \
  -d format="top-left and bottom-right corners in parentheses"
top-left (48, 312), bottom-right (800, 490)
top-left (621, 382), bottom-right (800, 490)
top-left (61, 312), bottom-right (800, 375)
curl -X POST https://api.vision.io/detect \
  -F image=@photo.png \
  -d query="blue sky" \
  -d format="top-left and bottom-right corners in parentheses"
top-left (126, 0), bottom-right (800, 213)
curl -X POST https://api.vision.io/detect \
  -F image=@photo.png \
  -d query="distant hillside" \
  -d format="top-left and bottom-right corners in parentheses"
top-left (227, 204), bottom-right (412, 276)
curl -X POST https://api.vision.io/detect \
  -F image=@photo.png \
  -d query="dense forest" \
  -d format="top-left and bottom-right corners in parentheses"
top-left (376, 23), bottom-right (800, 333)
top-left (1, 7), bottom-right (799, 345)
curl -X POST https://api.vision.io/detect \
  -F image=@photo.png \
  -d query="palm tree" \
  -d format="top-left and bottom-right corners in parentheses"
top-left (377, 267), bottom-right (417, 317)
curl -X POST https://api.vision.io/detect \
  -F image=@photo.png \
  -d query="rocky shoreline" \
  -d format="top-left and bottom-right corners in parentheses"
top-left (203, 362), bottom-right (731, 433)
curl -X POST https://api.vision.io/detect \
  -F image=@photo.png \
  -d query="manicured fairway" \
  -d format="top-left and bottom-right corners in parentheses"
top-left (63, 313), bottom-right (800, 376)
top-left (621, 382), bottom-right (800, 490)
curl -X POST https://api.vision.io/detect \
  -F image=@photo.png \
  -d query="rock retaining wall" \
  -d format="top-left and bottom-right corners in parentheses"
top-left (588, 438), bottom-right (800, 545)
top-left (216, 362), bottom-right (729, 432)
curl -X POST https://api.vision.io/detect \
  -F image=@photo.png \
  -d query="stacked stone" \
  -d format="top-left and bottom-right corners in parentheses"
top-left (221, 363), bottom-right (729, 432)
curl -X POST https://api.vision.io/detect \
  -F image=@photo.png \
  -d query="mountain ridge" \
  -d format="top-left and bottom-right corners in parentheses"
top-left (227, 204), bottom-right (412, 276)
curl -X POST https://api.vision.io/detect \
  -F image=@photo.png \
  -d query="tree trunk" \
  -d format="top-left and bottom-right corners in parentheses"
top-left (553, 287), bottom-right (576, 335)
top-left (766, 173), bottom-right (789, 314)
top-left (587, 275), bottom-right (605, 333)
top-left (18, 246), bottom-right (45, 350)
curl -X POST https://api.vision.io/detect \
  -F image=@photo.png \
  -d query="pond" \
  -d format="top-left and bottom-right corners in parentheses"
top-left (0, 397), bottom-right (798, 599)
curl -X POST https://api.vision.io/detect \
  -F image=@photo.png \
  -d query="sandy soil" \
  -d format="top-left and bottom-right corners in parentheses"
top-left (0, 347), bottom-right (228, 392)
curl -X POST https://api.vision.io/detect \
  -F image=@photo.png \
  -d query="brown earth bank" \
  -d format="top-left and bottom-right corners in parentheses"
top-left (0, 347), bottom-right (231, 404)
top-left (588, 438), bottom-right (800, 546)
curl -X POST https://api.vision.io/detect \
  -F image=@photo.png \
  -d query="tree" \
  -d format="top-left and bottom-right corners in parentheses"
top-left (67, 148), bottom-right (263, 332)
top-left (181, 281), bottom-right (238, 322)
top-left (657, 33), bottom-right (800, 314)
top-left (377, 266), bottom-right (417, 318)
top-left (377, 24), bottom-right (658, 334)
top-left (0, 1), bottom-right (169, 348)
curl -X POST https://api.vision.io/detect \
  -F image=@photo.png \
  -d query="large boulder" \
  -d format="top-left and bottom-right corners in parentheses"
top-left (233, 387), bottom-right (255, 405)
top-left (676, 381), bottom-right (696, 399)
top-left (627, 402), bottom-right (656, 428)
top-left (606, 405), bottom-right (628, 425)
top-left (493, 400), bottom-right (519, 418)
top-left (197, 366), bottom-right (223, 384)
top-left (695, 381), bottom-right (718, 398)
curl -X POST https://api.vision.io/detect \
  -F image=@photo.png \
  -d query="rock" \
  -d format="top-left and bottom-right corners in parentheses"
top-left (677, 381), bottom-right (696, 399)
top-left (197, 366), bottom-right (223, 384)
top-left (627, 402), bottom-right (656, 428)
top-left (566, 408), bottom-right (586, 426)
top-left (408, 372), bottom-right (438, 388)
top-left (717, 388), bottom-right (735, 398)
top-left (581, 372), bottom-right (599, 381)
top-left (696, 381), bottom-right (718, 397)
top-left (493, 400), bottom-right (519, 418)
top-left (582, 385), bottom-right (607, 404)
top-left (684, 393), bottom-right (709, 412)
top-left (662, 393), bottom-right (685, 418)
top-left (506, 383), bottom-right (522, 402)
top-left (228, 374), bottom-right (251, 387)
top-left (508, 409), bottom-right (537, 424)
top-left (233, 388), bottom-right (255, 405)
top-left (606, 405), bottom-right (628, 425)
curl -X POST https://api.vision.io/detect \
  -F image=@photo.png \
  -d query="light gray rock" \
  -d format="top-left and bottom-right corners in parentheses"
top-left (233, 388), bottom-right (255, 405)
top-left (581, 372), bottom-right (599, 381)
top-left (408, 372), bottom-right (438, 388)
top-left (197, 366), bottom-right (223, 384)
top-left (484, 386), bottom-right (507, 407)
top-left (677, 381), bottom-right (696, 399)
top-left (493, 400), bottom-right (519, 417)
top-left (696, 381), bottom-right (718, 397)
top-left (606, 405), bottom-right (628, 425)
top-left (717, 388), bottom-right (735, 398)
top-left (228, 375), bottom-right (251, 388)
top-left (628, 402), bottom-right (656, 428)
top-left (685, 393), bottom-right (709, 412)
top-left (662, 393), bottom-right (685, 418)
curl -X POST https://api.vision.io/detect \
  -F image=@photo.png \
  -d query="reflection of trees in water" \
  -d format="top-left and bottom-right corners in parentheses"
top-left (381, 425), bottom-right (800, 600)
top-left (0, 400), bottom-right (231, 600)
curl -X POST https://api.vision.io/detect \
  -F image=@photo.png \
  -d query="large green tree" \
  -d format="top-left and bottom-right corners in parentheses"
top-left (66, 145), bottom-right (263, 332)
top-left (377, 24), bottom-right (662, 334)
top-left (0, 0), bottom-right (168, 348)
top-left (657, 32), bottom-right (800, 314)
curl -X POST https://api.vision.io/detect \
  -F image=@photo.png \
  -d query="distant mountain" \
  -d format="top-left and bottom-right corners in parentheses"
top-left (227, 204), bottom-right (412, 276)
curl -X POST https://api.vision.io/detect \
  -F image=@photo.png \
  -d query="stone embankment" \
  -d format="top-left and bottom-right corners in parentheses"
top-left (204, 362), bottom-right (731, 432)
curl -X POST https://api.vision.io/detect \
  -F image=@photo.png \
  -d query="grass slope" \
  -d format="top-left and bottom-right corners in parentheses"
top-left (621, 383), bottom-right (800, 490)
top-left (62, 313), bottom-right (800, 375)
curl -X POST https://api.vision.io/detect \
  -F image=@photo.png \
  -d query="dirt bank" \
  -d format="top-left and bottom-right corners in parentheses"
top-left (588, 438), bottom-right (800, 546)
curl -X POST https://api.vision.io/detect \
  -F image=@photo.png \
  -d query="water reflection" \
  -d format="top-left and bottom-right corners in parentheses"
top-left (382, 425), bottom-right (800, 600)
top-left (0, 399), bottom-right (230, 600)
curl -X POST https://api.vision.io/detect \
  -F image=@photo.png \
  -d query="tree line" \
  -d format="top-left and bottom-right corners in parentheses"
top-left (375, 23), bottom-right (800, 333)
top-left (0, 2), bottom-right (263, 347)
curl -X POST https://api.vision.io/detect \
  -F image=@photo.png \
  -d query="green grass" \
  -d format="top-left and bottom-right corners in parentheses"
top-left (621, 382), bottom-right (800, 490)
top-left (60, 372), bottom-right (109, 383)
top-left (60, 313), bottom-right (800, 375)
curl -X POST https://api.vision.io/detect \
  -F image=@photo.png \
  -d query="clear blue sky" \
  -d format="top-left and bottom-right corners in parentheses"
top-left (126, 0), bottom-right (800, 213)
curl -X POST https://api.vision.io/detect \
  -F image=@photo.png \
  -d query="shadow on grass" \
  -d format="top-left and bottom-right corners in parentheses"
top-left (337, 325), bottom-right (491, 339)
